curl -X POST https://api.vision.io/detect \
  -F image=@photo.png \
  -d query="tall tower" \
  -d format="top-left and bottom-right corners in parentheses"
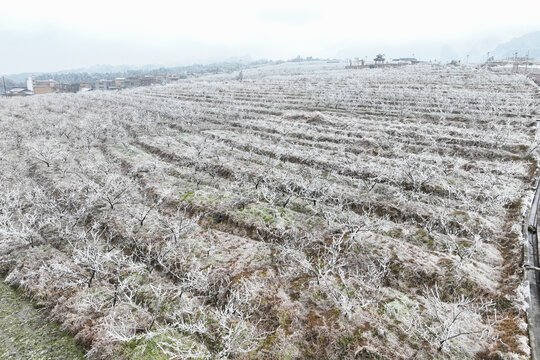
top-left (27, 77), bottom-right (34, 92)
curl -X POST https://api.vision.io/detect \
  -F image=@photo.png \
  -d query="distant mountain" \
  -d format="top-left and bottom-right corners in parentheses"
top-left (4, 64), bottom-right (181, 84)
top-left (3, 72), bottom-right (42, 84)
top-left (2, 59), bottom-right (283, 86)
top-left (54, 64), bottom-right (163, 74)
top-left (334, 36), bottom-right (502, 64)
top-left (3, 56), bottom-right (254, 84)
top-left (492, 31), bottom-right (540, 60)
top-left (2, 56), bottom-right (333, 86)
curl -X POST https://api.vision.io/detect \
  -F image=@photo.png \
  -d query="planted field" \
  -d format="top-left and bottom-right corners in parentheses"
top-left (0, 63), bottom-right (538, 359)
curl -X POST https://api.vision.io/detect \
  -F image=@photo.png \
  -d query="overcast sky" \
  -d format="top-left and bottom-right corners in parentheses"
top-left (1, 0), bottom-right (539, 74)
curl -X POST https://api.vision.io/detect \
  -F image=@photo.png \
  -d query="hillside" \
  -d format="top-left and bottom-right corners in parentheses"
top-left (0, 62), bottom-right (538, 359)
top-left (2, 60), bottom-right (253, 85)
top-left (492, 31), bottom-right (540, 60)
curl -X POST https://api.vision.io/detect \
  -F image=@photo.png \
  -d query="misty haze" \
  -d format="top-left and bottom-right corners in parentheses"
top-left (1, 1), bottom-right (540, 359)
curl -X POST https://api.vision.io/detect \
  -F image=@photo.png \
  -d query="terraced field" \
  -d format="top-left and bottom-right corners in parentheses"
top-left (0, 63), bottom-right (538, 359)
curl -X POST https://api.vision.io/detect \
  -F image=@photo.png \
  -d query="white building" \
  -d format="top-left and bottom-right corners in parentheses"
top-left (26, 77), bottom-right (34, 92)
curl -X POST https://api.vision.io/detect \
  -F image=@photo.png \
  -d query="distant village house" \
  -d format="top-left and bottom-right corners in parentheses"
top-left (94, 79), bottom-right (114, 90)
top-left (5, 72), bottom-right (183, 97)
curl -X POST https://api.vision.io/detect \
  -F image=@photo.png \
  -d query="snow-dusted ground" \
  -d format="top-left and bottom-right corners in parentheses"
top-left (0, 63), bottom-right (538, 359)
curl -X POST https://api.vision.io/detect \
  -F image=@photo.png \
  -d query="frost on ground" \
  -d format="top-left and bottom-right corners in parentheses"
top-left (0, 63), bottom-right (538, 359)
top-left (0, 279), bottom-right (86, 360)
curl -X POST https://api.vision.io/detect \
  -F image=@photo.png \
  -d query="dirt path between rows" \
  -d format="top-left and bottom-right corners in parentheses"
top-left (0, 280), bottom-right (85, 360)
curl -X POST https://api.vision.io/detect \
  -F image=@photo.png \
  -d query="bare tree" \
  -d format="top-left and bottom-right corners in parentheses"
top-left (92, 174), bottom-right (133, 210)
top-left (158, 207), bottom-right (200, 244)
top-left (30, 144), bottom-right (57, 168)
top-left (72, 229), bottom-right (109, 288)
top-left (420, 285), bottom-right (497, 352)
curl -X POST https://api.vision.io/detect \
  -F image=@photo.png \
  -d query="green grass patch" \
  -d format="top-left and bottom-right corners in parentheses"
top-left (122, 335), bottom-right (169, 360)
top-left (237, 203), bottom-right (294, 228)
top-left (121, 332), bottom-right (209, 360)
top-left (0, 280), bottom-right (86, 359)
top-left (113, 143), bottom-right (140, 156)
top-left (407, 229), bottom-right (435, 247)
top-left (180, 190), bottom-right (224, 205)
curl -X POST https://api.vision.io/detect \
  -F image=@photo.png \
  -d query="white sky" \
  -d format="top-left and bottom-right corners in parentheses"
top-left (1, 0), bottom-right (539, 74)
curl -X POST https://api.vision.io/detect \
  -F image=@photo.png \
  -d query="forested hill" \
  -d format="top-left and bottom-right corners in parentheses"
top-left (492, 31), bottom-right (540, 59)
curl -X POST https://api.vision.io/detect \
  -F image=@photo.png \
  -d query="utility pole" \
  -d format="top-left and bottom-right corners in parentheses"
top-left (2, 76), bottom-right (6, 96)
top-left (466, 54), bottom-right (469, 64)
top-left (526, 51), bottom-right (529, 73)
